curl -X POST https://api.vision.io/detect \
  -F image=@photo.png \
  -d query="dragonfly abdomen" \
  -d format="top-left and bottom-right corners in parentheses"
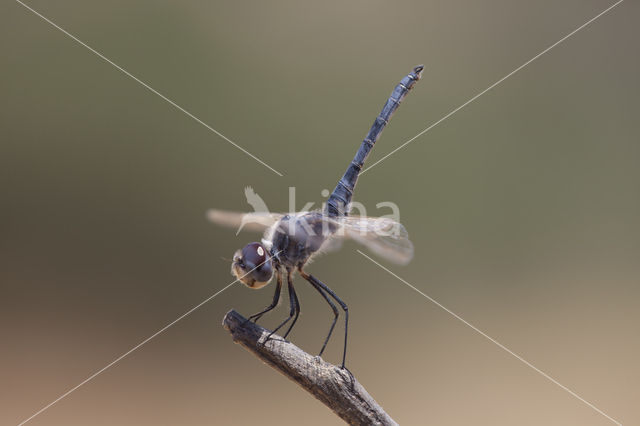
top-left (326, 65), bottom-right (424, 217)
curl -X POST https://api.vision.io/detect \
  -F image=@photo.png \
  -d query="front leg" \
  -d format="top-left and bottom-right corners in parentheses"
top-left (247, 269), bottom-right (282, 323)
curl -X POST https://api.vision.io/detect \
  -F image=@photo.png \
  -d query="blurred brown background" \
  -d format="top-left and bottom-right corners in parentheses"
top-left (1, 0), bottom-right (638, 425)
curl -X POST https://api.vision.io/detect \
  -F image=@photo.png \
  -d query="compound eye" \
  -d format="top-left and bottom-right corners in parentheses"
top-left (241, 242), bottom-right (267, 267)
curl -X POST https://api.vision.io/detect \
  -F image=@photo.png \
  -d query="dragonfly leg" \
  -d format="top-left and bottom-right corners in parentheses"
top-left (299, 267), bottom-right (349, 369)
top-left (282, 272), bottom-right (300, 339)
top-left (267, 269), bottom-right (298, 340)
top-left (298, 267), bottom-right (338, 357)
top-left (247, 269), bottom-right (283, 324)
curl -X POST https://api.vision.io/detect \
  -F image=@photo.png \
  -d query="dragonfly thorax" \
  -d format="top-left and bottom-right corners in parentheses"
top-left (267, 213), bottom-right (337, 268)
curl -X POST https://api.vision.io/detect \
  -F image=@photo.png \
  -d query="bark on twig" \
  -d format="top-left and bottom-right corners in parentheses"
top-left (222, 309), bottom-right (397, 426)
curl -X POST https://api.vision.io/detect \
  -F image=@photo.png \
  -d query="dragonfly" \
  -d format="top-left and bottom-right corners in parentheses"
top-left (208, 65), bottom-right (423, 368)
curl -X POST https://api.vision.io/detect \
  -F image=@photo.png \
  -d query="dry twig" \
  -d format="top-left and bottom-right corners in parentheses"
top-left (222, 309), bottom-right (397, 426)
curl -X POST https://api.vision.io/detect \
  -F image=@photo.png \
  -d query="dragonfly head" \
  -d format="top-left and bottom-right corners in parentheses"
top-left (232, 242), bottom-right (273, 289)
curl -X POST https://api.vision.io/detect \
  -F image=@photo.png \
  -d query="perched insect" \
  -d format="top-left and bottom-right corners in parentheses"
top-left (209, 65), bottom-right (423, 368)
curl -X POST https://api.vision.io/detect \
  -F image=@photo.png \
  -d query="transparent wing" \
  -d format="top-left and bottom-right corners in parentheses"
top-left (206, 209), bottom-right (283, 235)
top-left (331, 216), bottom-right (414, 265)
